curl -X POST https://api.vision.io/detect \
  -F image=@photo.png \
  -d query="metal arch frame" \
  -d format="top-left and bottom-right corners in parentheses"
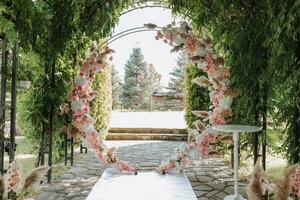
top-left (99, 26), bottom-right (163, 49)
top-left (121, 5), bottom-right (170, 16)
top-left (119, 0), bottom-right (196, 21)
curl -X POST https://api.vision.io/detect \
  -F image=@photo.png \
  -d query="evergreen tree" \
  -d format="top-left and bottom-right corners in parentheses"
top-left (111, 66), bottom-right (122, 110)
top-left (166, 53), bottom-right (185, 99)
top-left (122, 47), bottom-right (148, 109)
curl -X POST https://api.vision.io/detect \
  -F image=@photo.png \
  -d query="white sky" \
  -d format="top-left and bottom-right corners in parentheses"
top-left (109, 8), bottom-right (181, 87)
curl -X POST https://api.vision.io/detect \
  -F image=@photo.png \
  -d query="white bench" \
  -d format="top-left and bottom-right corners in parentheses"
top-left (86, 168), bottom-right (197, 200)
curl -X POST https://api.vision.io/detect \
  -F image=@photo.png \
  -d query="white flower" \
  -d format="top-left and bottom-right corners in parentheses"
top-left (193, 46), bottom-right (206, 57)
top-left (74, 76), bottom-right (88, 86)
top-left (197, 61), bottom-right (208, 70)
top-left (71, 100), bottom-right (84, 112)
top-left (162, 27), bottom-right (168, 33)
top-left (209, 91), bottom-right (215, 101)
top-left (173, 36), bottom-right (183, 45)
top-left (219, 96), bottom-right (233, 109)
top-left (81, 123), bottom-right (95, 133)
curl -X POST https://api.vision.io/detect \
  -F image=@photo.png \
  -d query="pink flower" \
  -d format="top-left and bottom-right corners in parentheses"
top-left (188, 143), bottom-right (196, 150)
top-left (164, 31), bottom-right (173, 41)
top-left (292, 166), bottom-right (300, 196)
top-left (185, 36), bottom-right (197, 53)
top-left (198, 136), bottom-right (209, 156)
top-left (207, 134), bottom-right (218, 143)
top-left (68, 92), bottom-right (79, 101)
top-left (156, 31), bottom-right (164, 39)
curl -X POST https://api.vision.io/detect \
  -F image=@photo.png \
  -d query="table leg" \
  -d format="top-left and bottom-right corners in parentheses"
top-left (224, 131), bottom-right (246, 200)
top-left (233, 131), bottom-right (239, 199)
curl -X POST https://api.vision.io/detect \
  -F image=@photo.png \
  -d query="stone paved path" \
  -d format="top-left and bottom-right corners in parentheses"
top-left (37, 141), bottom-right (247, 200)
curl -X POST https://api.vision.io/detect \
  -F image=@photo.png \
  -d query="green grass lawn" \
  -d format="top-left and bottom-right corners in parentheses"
top-left (15, 136), bottom-right (35, 155)
top-left (266, 164), bottom-right (287, 179)
top-left (4, 136), bottom-right (36, 179)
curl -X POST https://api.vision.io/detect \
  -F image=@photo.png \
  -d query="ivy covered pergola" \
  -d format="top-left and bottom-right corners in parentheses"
top-left (0, 0), bottom-right (299, 198)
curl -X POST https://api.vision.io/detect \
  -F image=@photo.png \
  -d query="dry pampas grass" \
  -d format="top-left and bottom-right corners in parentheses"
top-left (271, 166), bottom-right (297, 200)
top-left (187, 128), bottom-right (196, 143)
top-left (21, 166), bottom-right (50, 196)
top-left (247, 159), bottom-right (269, 200)
top-left (194, 119), bottom-right (205, 132)
top-left (192, 110), bottom-right (209, 118)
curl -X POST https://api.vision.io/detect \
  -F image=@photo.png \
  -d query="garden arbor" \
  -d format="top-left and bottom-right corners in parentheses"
top-left (0, 0), bottom-right (299, 184)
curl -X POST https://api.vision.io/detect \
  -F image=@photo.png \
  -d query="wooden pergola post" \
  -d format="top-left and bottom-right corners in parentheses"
top-left (8, 40), bottom-right (18, 200)
top-left (293, 84), bottom-right (300, 164)
top-left (0, 38), bottom-right (8, 177)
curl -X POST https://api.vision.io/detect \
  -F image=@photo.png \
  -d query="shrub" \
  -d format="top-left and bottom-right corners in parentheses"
top-left (184, 64), bottom-right (210, 128)
top-left (90, 66), bottom-right (112, 139)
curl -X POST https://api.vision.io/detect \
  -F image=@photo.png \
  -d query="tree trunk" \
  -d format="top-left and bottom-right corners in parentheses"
top-left (47, 61), bottom-right (56, 183)
top-left (262, 84), bottom-right (268, 170)
top-left (253, 95), bottom-right (260, 165)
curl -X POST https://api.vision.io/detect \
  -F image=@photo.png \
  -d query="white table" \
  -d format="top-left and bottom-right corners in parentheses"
top-left (212, 125), bottom-right (262, 200)
top-left (86, 168), bottom-right (198, 200)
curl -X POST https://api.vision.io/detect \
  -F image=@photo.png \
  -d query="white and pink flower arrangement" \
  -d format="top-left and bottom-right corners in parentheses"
top-left (61, 43), bottom-right (136, 174)
top-left (151, 21), bottom-right (239, 173)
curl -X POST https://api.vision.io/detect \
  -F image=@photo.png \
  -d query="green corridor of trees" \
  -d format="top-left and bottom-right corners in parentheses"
top-left (0, 0), bottom-right (299, 175)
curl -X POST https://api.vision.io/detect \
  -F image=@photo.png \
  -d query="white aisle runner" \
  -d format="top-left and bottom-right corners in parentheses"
top-left (86, 168), bottom-right (197, 200)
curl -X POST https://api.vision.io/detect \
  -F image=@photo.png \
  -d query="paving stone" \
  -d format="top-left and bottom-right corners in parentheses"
top-left (196, 175), bottom-right (214, 182)
top-left (215, 191), bottom-right (229, 198)
top-left (207, 183), bottom-right (225, 190)
top-left (224, 186), bottom-right (234, 194)
top-left (71, 196), bottom-right (85, 200)
top-left (194, 190), bottom-right (207, 197)
top-left (37, 191), bottom-right (54, 200)
top-left (193, 184), bottom-right (213, 191)
top-left (207, 190), bottom-right (219, 197)
top-left (61, 173), bottom-right (75, 179)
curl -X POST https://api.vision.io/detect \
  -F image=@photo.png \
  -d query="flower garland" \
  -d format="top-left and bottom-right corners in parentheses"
top-left (61, 43), bottom-right (136, 174)
top-left (152, 22), bottom-right (239, 173)
top-left (62, 22), bottom-right (237, 175)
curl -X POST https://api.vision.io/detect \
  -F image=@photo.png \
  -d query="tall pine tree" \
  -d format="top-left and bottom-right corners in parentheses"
top-left (122, 47), bottom-right (148, 109)
top-left (111, 66), bottom-right (122, 110)
top-left (166, 53), bottom-right (185, 100)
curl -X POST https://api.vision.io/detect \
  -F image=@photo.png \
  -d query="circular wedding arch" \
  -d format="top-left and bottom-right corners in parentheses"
top-left (62, 18), bottom-right (239, 174)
